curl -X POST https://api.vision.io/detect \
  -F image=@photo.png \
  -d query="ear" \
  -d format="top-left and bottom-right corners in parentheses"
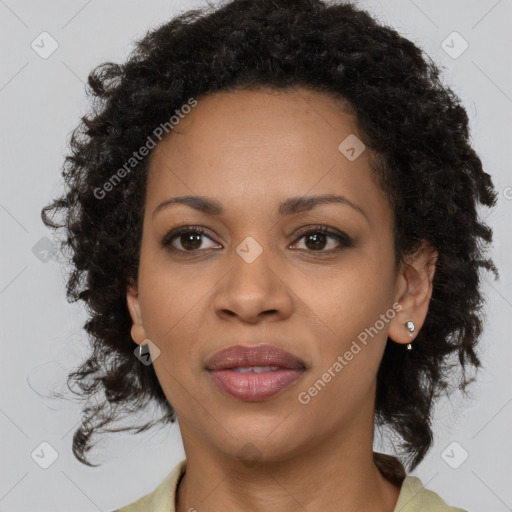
top-left (126, 281), bottom-right (148, 345)
top-left (388, 240), bottom-right (438, 345)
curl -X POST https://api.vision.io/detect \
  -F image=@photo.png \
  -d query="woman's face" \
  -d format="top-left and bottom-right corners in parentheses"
top-left (127, 87), bottom-right (421, 462)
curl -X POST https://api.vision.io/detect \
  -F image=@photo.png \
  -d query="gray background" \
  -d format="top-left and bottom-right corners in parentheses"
top-left (1, 0), bottom-right (511, 510)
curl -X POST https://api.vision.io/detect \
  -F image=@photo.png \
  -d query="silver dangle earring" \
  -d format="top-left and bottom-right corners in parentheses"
top-left (405, 320), bottom-right (415, 350)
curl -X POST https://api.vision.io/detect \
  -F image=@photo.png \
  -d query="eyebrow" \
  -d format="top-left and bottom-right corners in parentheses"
top-left (152, 193), bottom-right (368, 221)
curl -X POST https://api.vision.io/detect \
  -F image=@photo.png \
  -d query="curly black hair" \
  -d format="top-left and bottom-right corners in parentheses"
top-left (41, 0), bottom-right (498, 471)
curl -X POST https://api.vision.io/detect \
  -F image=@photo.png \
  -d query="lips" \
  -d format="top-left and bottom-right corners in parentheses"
top-left (205, 344), bottom-right (306, 401)
top-left (205, 344), bottom-right (306, 371)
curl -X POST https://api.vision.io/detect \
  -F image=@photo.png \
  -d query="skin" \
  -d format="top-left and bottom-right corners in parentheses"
top-left (126, 87), bottom-right (437, 512)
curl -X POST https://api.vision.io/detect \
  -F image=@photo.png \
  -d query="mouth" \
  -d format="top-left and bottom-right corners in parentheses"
top-left (205, 344), bottom-right (306, 401)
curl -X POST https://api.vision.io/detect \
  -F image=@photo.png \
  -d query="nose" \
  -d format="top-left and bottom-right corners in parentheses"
top-left (211, 243), bottom-right (294, 324)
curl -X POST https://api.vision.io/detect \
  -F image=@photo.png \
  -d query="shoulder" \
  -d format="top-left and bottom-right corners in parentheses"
top-left (110, 459), bottom-right (187, 512)
top-left (394, 476), bottom-right (468, 512)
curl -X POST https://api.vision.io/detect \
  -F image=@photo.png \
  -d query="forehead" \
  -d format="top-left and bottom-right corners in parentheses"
top-left (145, 87), bottom-right (390, 224)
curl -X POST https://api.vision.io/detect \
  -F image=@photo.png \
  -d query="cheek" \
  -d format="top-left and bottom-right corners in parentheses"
top-left (138, 244), bottom-right (206, 327)
top-left (296, 271), bottom-right (394, 421)
top-left (311, 259), bottom-right (396, 337)
top-left (301, 255), bottom-right (396, 395)
top-left (136, 252), bottom-right (212, 373)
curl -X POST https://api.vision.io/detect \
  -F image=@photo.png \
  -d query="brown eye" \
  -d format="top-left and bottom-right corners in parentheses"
top-left (161, 226), bottom-right (221, 253)
top-left (161, 224), bottom-right (353, 256)
top-left (291, 226), bottom-right (353, 253)
top-left (177, 231), bottom-right (203, 251)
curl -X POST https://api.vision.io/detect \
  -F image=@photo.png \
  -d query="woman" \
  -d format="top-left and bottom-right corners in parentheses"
top-left (41, 0), bottom-right (497, 510)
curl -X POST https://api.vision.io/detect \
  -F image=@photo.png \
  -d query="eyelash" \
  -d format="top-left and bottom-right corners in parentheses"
top-left (161, 225), bottom-right (353, 255)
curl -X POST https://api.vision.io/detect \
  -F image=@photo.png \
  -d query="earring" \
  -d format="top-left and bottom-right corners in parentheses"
top-left (405, 321), bottom-right (415, 350)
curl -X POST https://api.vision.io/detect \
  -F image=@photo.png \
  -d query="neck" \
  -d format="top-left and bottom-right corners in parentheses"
top-left (175, 428), bottom-right (402, 512)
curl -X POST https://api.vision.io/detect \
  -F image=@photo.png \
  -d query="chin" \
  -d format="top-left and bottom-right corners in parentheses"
top-left (209, 421), bottom-right (308, 463)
